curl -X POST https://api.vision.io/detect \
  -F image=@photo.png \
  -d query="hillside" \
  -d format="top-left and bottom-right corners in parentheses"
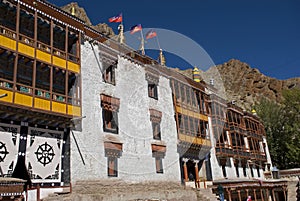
top-left (179, 59), bottom-right (300, 110)
top-left (60, 2), bottom-right (115, 38)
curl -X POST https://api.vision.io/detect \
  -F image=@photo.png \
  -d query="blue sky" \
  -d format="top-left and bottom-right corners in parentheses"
top-left (48, 0), bottom-right (300, 80)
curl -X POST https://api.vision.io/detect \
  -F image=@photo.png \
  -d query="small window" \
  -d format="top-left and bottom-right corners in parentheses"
top-left (104, 63), bottom-right (116, 85)
top-left (17, 56), bottom-right (33, 86)
top-left (243, 166), bottom-right (247, 177)
top-left (257, 166), bottom-right (260, 177)
top-left (222, 165), bottom-right (227, 178)
top-left (103, 109), bottom-right (118, 134)
top-left (108, 157), bottom-right (118, 177)
top-left (52, 67), bottom-right (66, 94)
top-left (250, 166), bottom-right (254, 177)
top-left (152, 122), bottom-right (161, 140)
top-left (155, 158), bottom-right (163, 174)
top-left (148, 83), bottom-right (158, 99)
top-left (235, 165), bottom-right (240, 177)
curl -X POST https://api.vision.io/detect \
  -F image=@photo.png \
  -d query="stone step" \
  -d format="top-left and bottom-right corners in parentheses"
top-left (196, 188), bottom-right (218, 201)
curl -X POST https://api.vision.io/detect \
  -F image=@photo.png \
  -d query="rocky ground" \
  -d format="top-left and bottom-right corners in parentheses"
top-left (42, 180), bottom-right (218, 201)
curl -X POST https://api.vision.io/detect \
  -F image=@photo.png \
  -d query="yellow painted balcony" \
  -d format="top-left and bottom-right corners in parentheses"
top-left (0, 88), bottom-right (13, 103)
top-left (176, 106), bottom-right (208, 121)
top-left (52, 101), bottom-right (67, 114)
top-left (34, 98), bottom-right (51, 111)
top-left (18, 43), bottom-right (34, 57)
top-left (14, 92), bottom-right (33, 107)
top-left (178, 133), bottom-right (211, 146)
top-left (0, 35), bottom-right (16, 50)
top-left (53, 56), bottom-right (66, 69)
top-left (36, 50), bottom-right (51, 64)
top-left (68, 61), bottom-right (80, 73)
top-left (67, 105), bottom-right (81, 116)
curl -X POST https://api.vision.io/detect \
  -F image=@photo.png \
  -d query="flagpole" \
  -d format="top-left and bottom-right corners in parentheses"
top-left (155, 33), bottom-right (161, 50)
top-left (121, 13), bottom-right (123, 26)
top-left (118, 13), bottom-right (125, 44)
top-left (140, 29), bottom-right (145, 55)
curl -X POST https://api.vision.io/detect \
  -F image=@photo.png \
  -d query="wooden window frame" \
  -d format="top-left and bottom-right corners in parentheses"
top-left (107, 156), bottom-right (118, 177)
top-left (152, 122), bottom-right (161, 140)
top-left (101, 94), bottom-right (120, 134)
top-left (155, 157), bottom-right (163, 174)
top-left (148, 83), bottom-right (158, 99)
top-left (149, 109), bottom-right (162, 140)
top-left (104, 63), bottom-right (116, 85)
top-left (103, 109), bottom-right (118, 134)
top-left (151, 144), bottom-right (166, 174)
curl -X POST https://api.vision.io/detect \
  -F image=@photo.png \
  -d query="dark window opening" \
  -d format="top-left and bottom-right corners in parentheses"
top-left (37, 17), bottom-right (50, 45)
top-left (0, 2), bottom-right (17, 31)
top-left (152, 122), bottom-right (161, 140)
top-left (249, 138), bottom-right (254, 151)
top-left (219, 130), bottom-right (228, 145)
top-left (250, 166), bottom-right (254, 177)
top-left (148, 83), bottom-right (158, 99)
top-left (52, 67), bottom-right (66, 95)
top-left (178, 114), bottom-right (184, 133)
top-left (155, 158), bottom-right (163, 174)
top-left (235, 165), bottom-right (240, 177)
top-left (35, 62), bottom-right (50, 91)
top-left (222, 165), bottom-right (227, 178)
top-left (183, 115), bottom-right (189, 135)
top-left (104, 63), bottom-right (116, 85)
top-left (68, 72), bottom-right (78, 95)
top-left (19, 10), bottom-right (34, 39)
top-left (103, 109), bottom-right (118, 134)
top-left (186, 87), bottom-right (191, 104)
top-left (191, 90), bottom-right (197, 107)
top-left (0, 49), bottom-right (15, 82)
top-left (227, 111), bottom-right (233, 122)
top-left (231, 133), bottom-right (237, 147)
top-left (180, 85), bottom-right (185, 102)
top-left (174, 81), bottom-right (180, 101)
top-left (243, 166), bottom-right (247, 177)
top-left (68, 32), bottom-right (78, 56)
top-left (67, 72), bottom-right (80, 105)
top-left (53, 25), bottom-right (66, 51)
top-left (108, 157), bottom-right (118, 177)
top-left (257, 166), bottom-right (260, 177)
top-left (189, 117), bottom-right (195, 136)
top-left (17, 56), bottom-right (33, 86)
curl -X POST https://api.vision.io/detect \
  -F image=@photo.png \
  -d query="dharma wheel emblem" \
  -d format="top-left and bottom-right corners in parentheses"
top-left (35, 142), bottom-right (55, 166)
top-left (0, 141), bottom-right (9, 162)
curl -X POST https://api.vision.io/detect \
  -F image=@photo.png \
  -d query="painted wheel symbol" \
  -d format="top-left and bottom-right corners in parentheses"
top-left (0, 141), bottom-right (9, 162)
top-left (35, 142), bottom-right (55, 166)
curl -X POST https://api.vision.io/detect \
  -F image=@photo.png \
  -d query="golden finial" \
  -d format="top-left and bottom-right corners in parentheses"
top-left (71, 4), bottom-right (76, 16)
top-left (192, 66), bottom-right (201, 82)
top-left (159, 49), bottom-right (166, 66)
top-left (251, 109), bottom-right (257, 115)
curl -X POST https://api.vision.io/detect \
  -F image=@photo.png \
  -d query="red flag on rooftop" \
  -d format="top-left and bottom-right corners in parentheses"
top-left (145, 29), bottom-right (157, 39)
top-left (130, 24), bottom-right (142, 34)
top-left (108, 13), bottom-right (122, 23)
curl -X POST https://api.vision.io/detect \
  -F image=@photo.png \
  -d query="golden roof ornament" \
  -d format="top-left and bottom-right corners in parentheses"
top-left (159, 49), bottom-right (166, 66)
top-left (71, 4), bottom-right (76, 16)
top-left (192, 66), bottom-right (201, 82)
